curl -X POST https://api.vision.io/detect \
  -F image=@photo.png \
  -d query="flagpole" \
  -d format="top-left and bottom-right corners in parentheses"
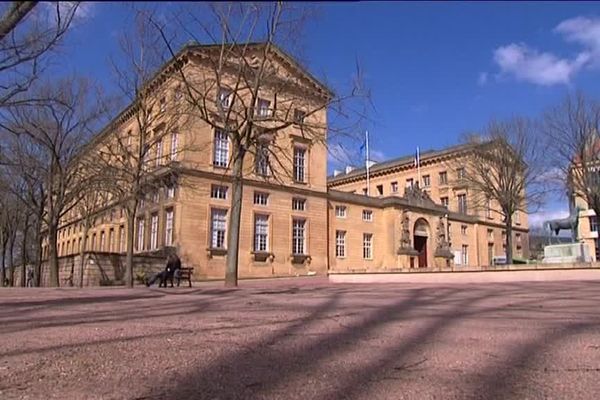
top-left (417, 146), bottom-right (421, 188)
top-left (366, 130), bottom-right (370, 196)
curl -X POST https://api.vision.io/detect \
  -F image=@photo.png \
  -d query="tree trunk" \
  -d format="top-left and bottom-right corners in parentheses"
top-left (0, 1), bottom-right (37, 42)
top-left (20, 215), bottom-right (29, 287)
top-left (1, 234), bottom-right (6, 287)
top-left (79, 224), bottom-right (89, 288)
top-left (225, 147), bottom-right (245, 287)
top-left (592, 206), bottom-right (600, 261)
top-left (505, 213), bottom-right (513, 264)
top-left (125, 213), bottom-right (135, 288)
top-left (47, 224), bottom-right (59, 287)
top-left (34, 208), bottom-right (43, 287)
top-left (8, 231), bottom-right (15, 286)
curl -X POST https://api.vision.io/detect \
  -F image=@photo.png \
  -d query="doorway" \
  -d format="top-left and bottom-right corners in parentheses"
top-left (414, 235), bottom-right (427, 268)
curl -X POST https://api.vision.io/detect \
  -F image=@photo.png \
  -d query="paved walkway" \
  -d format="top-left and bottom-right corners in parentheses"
top-left (1, 278), bottom-right (600, 399)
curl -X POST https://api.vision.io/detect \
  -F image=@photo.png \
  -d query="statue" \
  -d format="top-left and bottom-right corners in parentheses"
top-left (399, 210), bottom-right (411, 248)
top-left (434, 215), bottom-right (453, 260)
top-left (544, 205), bottom-right (582, 243)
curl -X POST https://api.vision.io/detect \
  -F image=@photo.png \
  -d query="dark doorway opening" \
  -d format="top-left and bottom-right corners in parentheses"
top-left (414, 235), bottom-right (427, 268)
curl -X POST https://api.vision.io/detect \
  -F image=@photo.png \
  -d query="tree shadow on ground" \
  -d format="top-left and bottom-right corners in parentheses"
top-left (136, 281), bottom-right (600, 400)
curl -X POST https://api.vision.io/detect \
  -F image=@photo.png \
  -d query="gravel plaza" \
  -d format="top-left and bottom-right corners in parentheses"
top-left (2, 277), bottom-right (600, 399)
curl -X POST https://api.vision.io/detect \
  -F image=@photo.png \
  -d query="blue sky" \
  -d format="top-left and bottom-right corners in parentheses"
top-left (54, 2), bottom-right (600, 226)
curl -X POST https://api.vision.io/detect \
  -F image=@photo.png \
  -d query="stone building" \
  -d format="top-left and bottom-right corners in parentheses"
top-left (327, 144), bottom-right (530, 271)
top-left (45, 43), bottom-right (529, 285)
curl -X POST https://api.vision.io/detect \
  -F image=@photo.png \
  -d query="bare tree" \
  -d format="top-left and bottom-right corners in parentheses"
top-left (0, 77), bottom-right (107, 287)
top-left (151, 2), bottom-right (368, 286)
top-left (0, 2), bottom-right (79, 107)
top-left (81, 12), bottom-right (192, 288)
top-left (450, 118), bottom-right (546, 263)
top-left (543, 93), bottom-right (600, 256)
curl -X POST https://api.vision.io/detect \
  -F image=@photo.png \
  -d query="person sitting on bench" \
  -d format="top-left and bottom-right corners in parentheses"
top-left (164, 252), bottom-right (182, 288)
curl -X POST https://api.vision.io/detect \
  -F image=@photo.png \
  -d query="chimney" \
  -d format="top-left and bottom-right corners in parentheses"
top-left (345, 165), bottom-right (355, 174)
top-left (333, 169), bottom-right (342, 176)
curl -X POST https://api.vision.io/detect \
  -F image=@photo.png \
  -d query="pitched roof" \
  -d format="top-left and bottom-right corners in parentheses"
top-left (328, 142), bottom-right (479, 185)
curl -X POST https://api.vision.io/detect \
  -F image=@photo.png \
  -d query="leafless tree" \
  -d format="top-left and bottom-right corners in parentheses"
top-left (82, 12), bottom-right (192, 288)
top-left (0, 2), bottom-right (79, 107)
top-left (543, 93), bottom-right (600, 256)
top-left (0, 77), bottom-right (107, 287)
top-left (151, 2), bottom-right (369, 286)
top-left (450, 118), bottom-right (546, 263)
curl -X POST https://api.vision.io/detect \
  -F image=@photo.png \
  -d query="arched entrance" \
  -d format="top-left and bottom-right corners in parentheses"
top-left (413, 218), bottom-right (430, 268)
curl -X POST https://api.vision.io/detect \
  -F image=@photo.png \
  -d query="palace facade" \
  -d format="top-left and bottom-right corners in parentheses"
top-left (47, 44), bottom-right (529, 284)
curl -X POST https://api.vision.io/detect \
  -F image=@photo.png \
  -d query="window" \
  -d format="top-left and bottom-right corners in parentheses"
top-left (362, 209), bottom-right (373, 222)
top-left (213, 129), bottom-right (229, 167)
top-left (253, 192), bottom-right (269, 205)
top-left (335, 230), bottom-right (346, 258)
top-left (255, 143), bottom-right (270, 176)
top-left (165, 209), bottom-right (174, 246)
top-left (109, 229), bottom-right (114, 252)
top-left (391, 181), bottom-right (398, 193)
top-left (174, 86), bottom-right (183, 102)
top-left (363, 233), bottom-right (373, 260)
top-left (457, 167), bottom-right (465, 179)
top-left (591, 217), bottom-right (598, 232)
top-left (211, 209), bottom-right (227, 249)
top-left (170, 131), bottom-right (178, 161)
top-left (461, 225), bottom-right (467, 235)
top-left (152, 191), bottom-right (159, 203)
top-left (100, 231), bottom-right (106, 251)
top-left (166, 184), bottom-right (176, 199)
top-left (292, 219), bottom-right (306, 255)
top-left (211, 185), bottom-right (228, 200)
top-left (439, 171), bottom-right (448, 185)
top-left (294, 109), bottom-right (306, 123)
top-left (461, 245), bottom-right (468, 265)
top-left (516, 233), bottom-right (522, 246)
top-left (218, 87), bottom-right (233, 109)
top-left (406, 178), bottom-right (414, 188)
top-left (257, 98), bottom-right (271, 117)
top-left (292, 198), bottom-right (306, 211)
top-left (293, 146), bottom-right (306, 182)
top-left (423, 175), bottom-right (431, 187)
top-left (441, 197), bottom-right (449, 208)
top-left (119, 226), bottom-right (125, 252)
top-left (376, 184), bottom-right (383, 196)
top-left (362, 188), bottom-right (368, 196)
top-left (150, 213), bottom-right (159, 250)
top-left (335, 205), bottom-right (347, 218)
top-left (136, 219), bottom-right (145, 252)
top-left (458, 194), bottom-right (467, 214)
top-left (159, 97), bottom-right (166, 113)
top-left (487, 229), bottom-right (494, 241)
top-left (254, 214), bottom-right (269, 252)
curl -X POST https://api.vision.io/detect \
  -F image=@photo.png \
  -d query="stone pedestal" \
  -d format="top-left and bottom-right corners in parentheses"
top-left (543, 242), bottom-right (592, 264)
top-left (397, 247), bottom-right (419, 269)
top-left (434, 248), bottom-right (454, 268)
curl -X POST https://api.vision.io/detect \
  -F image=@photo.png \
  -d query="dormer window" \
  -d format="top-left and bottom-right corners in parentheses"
top-left (294, 109), bottom-right (306, 124)
top-left (257, 98), bottom-right (271, 118)
top-left (218, 87), bottom-right (233, 109)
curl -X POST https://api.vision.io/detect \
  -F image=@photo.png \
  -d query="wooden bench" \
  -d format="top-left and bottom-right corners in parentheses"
top-left (175, 267), bottom-right (193, 288)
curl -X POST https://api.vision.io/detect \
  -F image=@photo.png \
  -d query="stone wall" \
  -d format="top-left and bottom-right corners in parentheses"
top-left (29, 252), bottom-right (166, 287)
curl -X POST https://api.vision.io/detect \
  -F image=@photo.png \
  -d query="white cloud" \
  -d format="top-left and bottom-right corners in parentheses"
top-left (327, 142), bottom-right (386, 171)
top-left (487, 15), bottom-right (600, 86)
top-left (493, 43), bottom-right (588, 86)
top-left (477, 72), bottom-right (488, 86)
top-left (529, 208), bottom-right (569, 228)
top-left (36, 2), bottom-right (96, 26)
top-left (555, 16), bottom-right (600, 64)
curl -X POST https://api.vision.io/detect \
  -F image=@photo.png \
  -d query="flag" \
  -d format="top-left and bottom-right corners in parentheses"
top-left (414, 146), bottom-right (420, 168)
